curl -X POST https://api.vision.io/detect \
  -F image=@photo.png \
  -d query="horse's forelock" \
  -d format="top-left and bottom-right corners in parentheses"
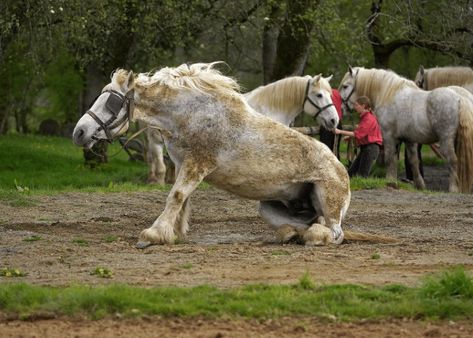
top-left (111, 69), bottom-right (130, 87)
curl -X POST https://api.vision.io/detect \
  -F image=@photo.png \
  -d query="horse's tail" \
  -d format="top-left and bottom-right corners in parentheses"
top-left (343, 230), bottom-right (398, 243)
top-left (456, 95), bottom-right (473, 193)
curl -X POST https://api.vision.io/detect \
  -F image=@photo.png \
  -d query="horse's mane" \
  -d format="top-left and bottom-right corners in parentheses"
top-left (128, 62), bottom-right (241, 97)
top-left (424, 66), bottom-right (473, 90)
top-left (246, 76), bottom-right (331, 112)
top-left (342, 67), bottom-right (418, 107)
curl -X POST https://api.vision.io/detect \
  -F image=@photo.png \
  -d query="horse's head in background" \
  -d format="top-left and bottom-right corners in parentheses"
top-left (303, 74), bottom-right (339, 130)
top-left (72, 70), bottom-right (135, 148)
top-left (414, 65), bottom-right (426, 89)
top-left (338, 66), bottom-right (360, 114)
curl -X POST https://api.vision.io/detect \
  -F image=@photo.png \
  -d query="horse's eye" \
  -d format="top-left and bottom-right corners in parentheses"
top-left (317, 93), bottom-right (323, 98)
top-left (342, 85), bottom-right (348, 89)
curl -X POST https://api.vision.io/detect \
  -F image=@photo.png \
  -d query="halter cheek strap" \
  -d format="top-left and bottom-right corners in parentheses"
top-left (303, 80), bottom-right (334, 120)
top-left (86, 89), bottom-right (134, 143)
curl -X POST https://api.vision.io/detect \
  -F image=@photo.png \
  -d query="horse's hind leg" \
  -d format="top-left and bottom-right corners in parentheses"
top-left (405, 142), bottom-right (426, 190)
top-left (258, 201), bottom-right (313, 243)
top-left (303, 181), bottom-right (350, 245)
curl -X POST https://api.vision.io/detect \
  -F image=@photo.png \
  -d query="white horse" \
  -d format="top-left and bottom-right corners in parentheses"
top-left (72, 62), bottom-right (354, 248)
top-left (244, 75), bottom-right (338, 129)
top-left (339, 66), bottom-right (473, 193)
top-left (415, 65), bottom-right (473, 93)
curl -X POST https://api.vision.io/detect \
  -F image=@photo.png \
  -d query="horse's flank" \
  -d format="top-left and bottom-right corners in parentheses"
top-left (340, 68), bottom-right (418, 108)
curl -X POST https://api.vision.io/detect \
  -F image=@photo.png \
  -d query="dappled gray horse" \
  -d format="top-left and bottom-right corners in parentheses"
top-left (339, 66), bottom-right (473, 193)
top-left (73, 62), bottom-right (352, 247)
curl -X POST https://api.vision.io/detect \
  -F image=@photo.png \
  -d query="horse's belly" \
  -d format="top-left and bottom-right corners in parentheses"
top-left (205, 170), bottom-right (305, 201)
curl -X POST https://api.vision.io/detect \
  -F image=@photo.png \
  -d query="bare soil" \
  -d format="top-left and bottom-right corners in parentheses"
top-left (1, 168), bottom-right (473, 337)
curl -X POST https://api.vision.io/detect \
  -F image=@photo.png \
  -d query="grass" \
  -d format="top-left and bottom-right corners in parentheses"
top-left (0, 267), bottom-right (471, 321)
top-left (0, 134), bottom-right (165, 196)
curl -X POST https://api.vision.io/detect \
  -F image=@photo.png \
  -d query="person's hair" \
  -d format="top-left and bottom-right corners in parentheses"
top-left (356, 96), bottom-right (371, 109)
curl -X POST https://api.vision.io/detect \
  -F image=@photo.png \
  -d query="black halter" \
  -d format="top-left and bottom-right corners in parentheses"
top-left (86, 89), bottom-right (134, 143)
top-left (341, 69), bottom-right (358, 111)
top-left (303, 80), bottom-right (334, 120)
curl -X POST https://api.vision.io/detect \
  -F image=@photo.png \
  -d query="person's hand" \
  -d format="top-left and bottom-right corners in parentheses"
top-left (334, 128), bottom-right (341, 135)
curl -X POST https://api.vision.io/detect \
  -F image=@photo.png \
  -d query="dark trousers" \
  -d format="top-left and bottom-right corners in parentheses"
top-left (348, 143), bottom-right (380, 178)
top-left (319, 122), bottom-right (342, 159)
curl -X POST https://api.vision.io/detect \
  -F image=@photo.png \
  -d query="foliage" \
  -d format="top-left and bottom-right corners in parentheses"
top-left (0, 267), bottom-right (472, 320)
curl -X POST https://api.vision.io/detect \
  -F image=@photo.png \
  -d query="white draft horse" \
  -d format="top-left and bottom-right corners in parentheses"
top-left (340, 66), bottom-right (473, 193)
top-left (244, 74), bottom-right (339, 129)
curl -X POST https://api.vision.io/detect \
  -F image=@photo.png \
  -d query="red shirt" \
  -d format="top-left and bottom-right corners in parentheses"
top-left (331, 89), bottom-right (343, 120)
top-left (354, 110), bottom-right (383, 146)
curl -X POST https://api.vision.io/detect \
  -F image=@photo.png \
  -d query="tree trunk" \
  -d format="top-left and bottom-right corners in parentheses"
top-left (268, 0), bottom-right (319, 82)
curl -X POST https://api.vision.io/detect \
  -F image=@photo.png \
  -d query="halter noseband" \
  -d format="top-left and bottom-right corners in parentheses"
top-left (86, 89), bottom-right (134, 143)
top-left (303, 80), bottom-right (334, 120)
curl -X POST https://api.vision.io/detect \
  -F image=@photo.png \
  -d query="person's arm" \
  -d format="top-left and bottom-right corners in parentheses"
top-left (334, 128), bottom-right (354, 137)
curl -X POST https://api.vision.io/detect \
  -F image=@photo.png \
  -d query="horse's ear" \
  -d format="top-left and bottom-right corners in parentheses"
top-left (126, 71), bottom-right (135, 90)
top-left (349, 65), bottom-right (354, 76)
top-left (325, 74), bottom-right (333, 83)
top-left (312, 74), bottom-right (322, 83)
top-left (419, 65), bottom-right (425, 75)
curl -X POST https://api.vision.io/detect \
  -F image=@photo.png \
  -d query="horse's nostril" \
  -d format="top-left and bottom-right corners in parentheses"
top-left (330, 118), bottom-right (336, 126)
top-left (77, 129), bottom-right (85, 138)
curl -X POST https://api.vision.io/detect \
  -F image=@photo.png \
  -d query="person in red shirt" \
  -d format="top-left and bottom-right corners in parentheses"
top-left (319, 88), bottom-right (343, 159)
top-left (334, 96), bottom-right (382, 177)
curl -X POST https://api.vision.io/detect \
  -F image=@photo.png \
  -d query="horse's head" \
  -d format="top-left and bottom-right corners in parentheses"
top-left (339, 66), bottom-right (360, 113)
top-left (414, 65), bottom-right (426, 89)
top-left (303, 74), bottom-right (339, 130)
top-left (73, 70), bottom-right (135, 148)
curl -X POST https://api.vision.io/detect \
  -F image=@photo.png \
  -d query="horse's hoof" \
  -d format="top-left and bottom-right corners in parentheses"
top-left (135, 241), bottom-right (153, 249)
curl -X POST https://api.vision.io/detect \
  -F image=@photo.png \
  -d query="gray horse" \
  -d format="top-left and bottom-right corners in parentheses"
top-left (339, 66), bottom-right (473, 193)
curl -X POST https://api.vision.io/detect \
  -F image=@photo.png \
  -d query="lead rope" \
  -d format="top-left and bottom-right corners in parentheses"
top-left (86, 124), bottom-right (168, 160)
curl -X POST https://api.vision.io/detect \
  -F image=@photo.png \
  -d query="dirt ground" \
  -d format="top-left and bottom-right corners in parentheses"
top-left (1, 165), bottom-right (473, 337)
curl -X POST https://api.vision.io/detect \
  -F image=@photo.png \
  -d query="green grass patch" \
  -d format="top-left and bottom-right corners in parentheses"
top-left (1, 267), bottom-right (27, 277)
top-left (371, 252), bottom-right (381, 260)
top-left (90, 267), bottom-right (113, 279)
top-left (72, 238), bottom-right (89, 247)
top-left (103, 235), bottom-right (118, 243)
top-left (0, 267), bottom-right (472, 321)
top-left (23, 235), bottom-right (42, 242)
top-left (0, 134), bottom-right (165, 194)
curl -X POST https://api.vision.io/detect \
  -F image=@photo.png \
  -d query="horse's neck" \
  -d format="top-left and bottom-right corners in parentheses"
top-left (245, 79), bottom-right (305, 126)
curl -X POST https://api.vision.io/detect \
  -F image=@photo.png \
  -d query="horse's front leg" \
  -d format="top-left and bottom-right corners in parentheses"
top-left (136, 160), bottom-right (214, 248)
top-left (405, 142), bottom-right (426, 190)
top-left (303, 179), bottom-right (350, 246)
top-left (384, 138), bottom-right (399, 182)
